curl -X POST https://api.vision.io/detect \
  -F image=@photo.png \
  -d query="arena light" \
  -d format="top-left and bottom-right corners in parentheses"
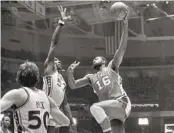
top-left (138, 118), bottom-right (149, 126)
top-left (166, 1), bottom-right (169, 4)
top-left (73, 117), bottom-right (78, 125)
top-left (146, 4), bottom-right (150, 7)
top-left (151, 3), bottom-right (157, 8)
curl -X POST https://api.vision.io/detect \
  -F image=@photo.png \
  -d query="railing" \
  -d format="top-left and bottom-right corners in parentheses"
top-left (2, 47), bottom-right (174, 68)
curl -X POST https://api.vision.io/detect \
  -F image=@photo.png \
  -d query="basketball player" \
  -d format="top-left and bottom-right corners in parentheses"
top-left (67, 7), bottom-right (131, 133)
top-left (0, 61), bottom-right (70, 133)
top-left (43, 6), bottom-right (76, 133)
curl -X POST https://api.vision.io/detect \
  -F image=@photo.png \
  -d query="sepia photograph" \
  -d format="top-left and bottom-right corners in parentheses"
top-left (1, 1), bottom-right (174, 133)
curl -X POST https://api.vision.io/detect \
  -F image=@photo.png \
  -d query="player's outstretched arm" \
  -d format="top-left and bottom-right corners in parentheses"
top-left (0, 89), bottom-right (27, 112)
top-left (61, 93), bottom-right (78, 133)
top-left (61, 93), bottom-right (74, 124)
top-left (108, 7), bottom-right (129, 72)
top-left (44, 6), bottom-right (70, 69)
top-left (49, 97), bottom-right (70, 126)
top-left (67, 61), bottom-right (91, 89)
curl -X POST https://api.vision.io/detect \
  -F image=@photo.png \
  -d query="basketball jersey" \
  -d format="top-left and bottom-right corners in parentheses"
top-left (89, 67), bottom-right (127, 101)
top-left (13, 87), bottom-right (50, 133)
top-left (43, 72), bottom-right (66, 106)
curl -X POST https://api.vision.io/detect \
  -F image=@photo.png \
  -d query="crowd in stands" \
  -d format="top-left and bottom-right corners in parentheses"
top-left (2, 47), bottom-right (174, 66)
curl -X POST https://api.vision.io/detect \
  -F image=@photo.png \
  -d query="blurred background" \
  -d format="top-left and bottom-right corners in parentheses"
top-left (1, 1), bottom-right (174, 133)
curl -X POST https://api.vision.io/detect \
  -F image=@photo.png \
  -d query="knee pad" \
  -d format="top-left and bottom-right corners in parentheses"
top-left (90, 104), bottom-right (107, 123)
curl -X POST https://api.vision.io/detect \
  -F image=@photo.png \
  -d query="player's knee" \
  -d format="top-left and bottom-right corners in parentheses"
top-left (90, 104), bottom-right (107, 124)
top-left (90, 104), bottom-right (98, 115)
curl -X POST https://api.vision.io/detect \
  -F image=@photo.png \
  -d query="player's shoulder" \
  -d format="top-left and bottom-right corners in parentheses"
top-left (44, 61), bottom-right (55, 75)
top-left (7, 88), bottom-right (25, 98)
top-left (4, 88), bottom-right (28, 108)
top-left (16, 88), bottom-right (29, 100)
top-left (44, 70), bottom-right (57, 78)
top-left (38, 89), bottom-right (48, 96)
top-left (107, 65), bottom-right (119, 74)
top-left (107, 59), bottom-right (119, 72)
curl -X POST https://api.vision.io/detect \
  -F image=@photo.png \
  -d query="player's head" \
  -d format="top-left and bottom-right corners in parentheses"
top-left (1, 115), bottom-right (11, 128)
top-left (16, 61), bottom-right (40, 88)
top-left (92, 56), bottom-right (107, 70)
top-left (54, 57), bottom-right (62, 70)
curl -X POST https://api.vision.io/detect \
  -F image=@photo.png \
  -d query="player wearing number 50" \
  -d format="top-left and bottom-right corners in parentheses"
top-left (67, 6), bottom-right (131, 133)
top-left (0, 61), bottom-right (70, 133)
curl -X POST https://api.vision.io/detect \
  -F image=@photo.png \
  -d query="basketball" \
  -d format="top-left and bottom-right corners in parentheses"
top-left (110, 2), bottom-right (128, 20)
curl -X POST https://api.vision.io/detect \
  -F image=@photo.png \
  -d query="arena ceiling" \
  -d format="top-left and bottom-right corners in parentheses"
top-left (1, 1), bottom-right (174, 41)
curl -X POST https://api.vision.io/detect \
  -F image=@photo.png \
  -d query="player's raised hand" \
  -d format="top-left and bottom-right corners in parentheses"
top-left (58, 6), bottom-right (71, 22)
top-left (123, 6), bottom-right (129, 25)
top-left (68, 61), bottom-right (80, 71)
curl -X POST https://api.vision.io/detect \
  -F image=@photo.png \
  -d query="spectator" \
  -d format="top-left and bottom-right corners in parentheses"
top-left (0, 115), bottom-right (12, 133)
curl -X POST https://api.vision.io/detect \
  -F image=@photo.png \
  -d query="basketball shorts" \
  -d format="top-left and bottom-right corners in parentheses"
top-left (48, 93), bottom-right (65, 126)
top-left (95, 95), bottom-right (131, 122)
top-left (48, 104), bottom-right (62, 127)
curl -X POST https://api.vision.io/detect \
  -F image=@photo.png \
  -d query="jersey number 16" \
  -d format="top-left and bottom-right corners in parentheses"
top-left (96, 76), bottom-right (111, 90)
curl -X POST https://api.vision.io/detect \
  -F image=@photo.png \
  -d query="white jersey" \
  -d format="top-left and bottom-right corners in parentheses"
top-left (43, 72), bottom-right (66, 106)
top-left (13, 87), bottom-right (50, 133)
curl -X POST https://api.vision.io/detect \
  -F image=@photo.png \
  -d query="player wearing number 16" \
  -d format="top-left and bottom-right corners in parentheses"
top-left (0, 61), bottom-right (70, 133)
top-left (67, 5), bottom-right (131, 133)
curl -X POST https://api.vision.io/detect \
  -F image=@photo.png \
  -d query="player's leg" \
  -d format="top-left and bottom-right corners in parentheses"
top-left (112, 97), bottom-right (131, 133)
top-left (59, 93), bottom-right (77, 133)
top-left (47, 116), bottom-right (56, 133)
top-left (48, 126), bottom-right (56, 133)
top-left (94, 96), bottom-right (131, 133)
top-left (59, 126), bottom-right (70, 133)
top-left (49, 119), bottom-right (70, 133)
top-left (90, 103), bottom-right (112, 133)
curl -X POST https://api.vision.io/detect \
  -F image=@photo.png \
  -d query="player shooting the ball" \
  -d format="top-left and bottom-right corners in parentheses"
top-left (67, 3), bottom-right (131, 133)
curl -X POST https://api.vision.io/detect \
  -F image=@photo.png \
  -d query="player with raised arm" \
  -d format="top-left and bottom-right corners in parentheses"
top-left (43, 6), bottom-right (77, 133)
top-left (0, 61), bottom-right (70, 133)
top-left (67, 6), bottom-right (131, 133)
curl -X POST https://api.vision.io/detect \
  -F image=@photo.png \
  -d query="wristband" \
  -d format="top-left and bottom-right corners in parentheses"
top-left (58, 20), bottom-right (65, 26)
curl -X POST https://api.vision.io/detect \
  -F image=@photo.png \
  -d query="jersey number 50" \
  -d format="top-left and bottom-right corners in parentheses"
top-left (96, 76), bottom-right (111, 90)
top-left (28, 111), bottom-right (49, 130)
